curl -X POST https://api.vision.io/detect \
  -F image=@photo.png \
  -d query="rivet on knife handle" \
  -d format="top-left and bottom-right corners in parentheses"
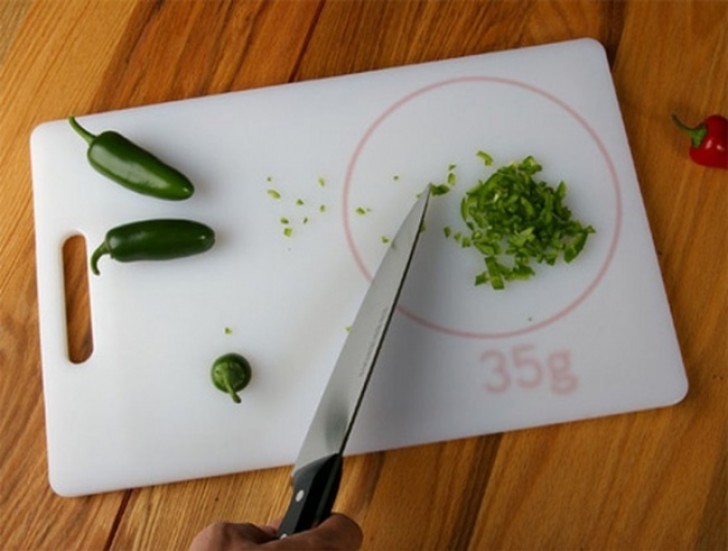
top-left (277, 453), bottom-right (343, 538)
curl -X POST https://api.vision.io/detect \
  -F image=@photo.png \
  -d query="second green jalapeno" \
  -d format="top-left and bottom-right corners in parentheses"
top-left (68, 116), bottom-right (195, 200)
top-left (90, 219), bottom-right (215, 275)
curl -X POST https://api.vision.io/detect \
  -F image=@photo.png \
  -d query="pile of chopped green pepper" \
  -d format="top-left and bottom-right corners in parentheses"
top-left (446, 152), bottom-right (595, 290)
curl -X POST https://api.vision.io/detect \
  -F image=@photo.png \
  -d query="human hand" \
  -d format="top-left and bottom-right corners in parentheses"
top-left (189, 513), bottom-right (363, 550)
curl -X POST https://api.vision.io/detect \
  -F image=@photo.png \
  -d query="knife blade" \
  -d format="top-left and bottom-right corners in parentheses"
top-left (277, 186), bottom-right (432, 538)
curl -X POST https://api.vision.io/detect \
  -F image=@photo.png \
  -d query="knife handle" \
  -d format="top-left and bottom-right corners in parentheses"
top-left (277, 453), bottom-right (343, 539)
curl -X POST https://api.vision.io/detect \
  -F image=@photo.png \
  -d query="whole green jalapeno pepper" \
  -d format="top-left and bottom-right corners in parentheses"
top-left (211, 353), bottom-right (252, 403)
top-left (90, 219), bottom-right (215, 275)
top-left (68, 116), bottom-right (195, 200)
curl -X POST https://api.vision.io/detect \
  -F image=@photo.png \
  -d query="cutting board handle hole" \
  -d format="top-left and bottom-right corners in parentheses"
top-left (62, 235), bottom-right (94, 364)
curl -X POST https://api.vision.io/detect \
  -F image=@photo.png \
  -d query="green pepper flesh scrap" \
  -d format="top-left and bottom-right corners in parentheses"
top-left (211, 353), bottom-right (252, 403)
top-left (431, 184), bottom-right (451, 196)
top-left (68, 117), bottom-right (194, 200)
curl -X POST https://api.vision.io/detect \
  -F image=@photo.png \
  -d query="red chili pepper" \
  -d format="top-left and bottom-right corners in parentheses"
top-left (672, 113), bottom-right (728, 169)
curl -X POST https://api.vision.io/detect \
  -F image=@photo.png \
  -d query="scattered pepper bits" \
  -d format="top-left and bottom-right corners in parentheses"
top-left (266, 176), bottom-right (333, 239)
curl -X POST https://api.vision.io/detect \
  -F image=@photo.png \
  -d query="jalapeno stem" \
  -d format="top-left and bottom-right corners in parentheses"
top-left (68, 116), bottom-right (97, 145)
top-left (90, 242), bottom-right (110, 275)
top-left (671, 113), bottom-right (707, 148)
top-left (222, 374), bottom-right (242, 403)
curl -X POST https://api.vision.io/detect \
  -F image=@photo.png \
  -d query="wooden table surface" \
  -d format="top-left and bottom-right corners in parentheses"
top-left (1, 1), bottom-right (726, 549)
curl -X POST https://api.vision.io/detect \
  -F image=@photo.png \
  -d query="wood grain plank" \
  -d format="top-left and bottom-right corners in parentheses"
top-left (296, 0), bottom-right (534, 79)
top-left (90, 0), bottom-right (325, 114)
top-left (0, 0), bottom-right (32, 66)
top-left (109, 467), bottom-right (292, 550)
top-left (0, 1), bottom-right (140, 548)
top-left (523, 0), bottom-right (626, 64)
top-left (613, 3), bottom-right (728, 548)
top-left (471, 406), bottom-right (724, 549)
top-left (340, 437), bottom-right (501, 550)
top-left (295, 0), bottom-right (622, 82)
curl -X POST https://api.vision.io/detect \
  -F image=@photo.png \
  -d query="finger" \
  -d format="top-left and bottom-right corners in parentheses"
top-left (231, 522), bottom-right (278, 544)
top-left (257, 524), bottom-right (278, 538)
top-left (277, 513), bottom-right (363, 550)
top-left (264, 518), bottom-right (282, 531)
top-left (189, 521), bottom-right (278, 550)
top-left (314, 514), bottom-right (363, 549)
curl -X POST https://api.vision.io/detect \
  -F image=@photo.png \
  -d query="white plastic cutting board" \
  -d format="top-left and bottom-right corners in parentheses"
top-left (31, 39), bottom-right (687, 497)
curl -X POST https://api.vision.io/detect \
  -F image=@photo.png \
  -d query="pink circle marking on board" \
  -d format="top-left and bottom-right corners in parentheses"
top-left (343, 76), bottom-right (623, 339)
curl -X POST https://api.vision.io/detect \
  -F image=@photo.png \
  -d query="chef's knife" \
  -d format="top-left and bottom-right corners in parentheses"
top-left (277, 186), bottom-right (431, 538)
